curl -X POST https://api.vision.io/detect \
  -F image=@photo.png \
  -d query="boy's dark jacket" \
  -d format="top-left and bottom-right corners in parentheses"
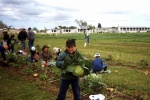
top-left (56, 50), bottom-right (92, 79)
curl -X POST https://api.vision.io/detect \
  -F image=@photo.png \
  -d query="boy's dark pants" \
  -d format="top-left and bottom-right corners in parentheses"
top-left (28, 38), bottom-right (34, 50)
top-left (92, 65), bottom-right (108, 73)
top-left (56, 78), bottom-right (80, 100)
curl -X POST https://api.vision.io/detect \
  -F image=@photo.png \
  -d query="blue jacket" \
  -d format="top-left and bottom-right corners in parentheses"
top-left (92, 58), bottom-right (104, 71)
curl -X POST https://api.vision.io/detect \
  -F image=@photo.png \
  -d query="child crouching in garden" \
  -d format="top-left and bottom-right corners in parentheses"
top-left (39, 45), bottom-right (54, 67)
top-left (28, 46), bottom-right (39, 63)
top-left (92, 53), bottom-right (108, 74)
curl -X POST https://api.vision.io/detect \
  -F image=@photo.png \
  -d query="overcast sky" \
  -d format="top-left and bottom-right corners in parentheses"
top-left (0, 0), bottom-right (150, 30)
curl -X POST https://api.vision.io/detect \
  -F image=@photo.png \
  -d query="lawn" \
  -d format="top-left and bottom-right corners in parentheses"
top-left (0, 67), bottom-right (55, 100)
top-left (0, 32), bottom-right (150, 100)
top-left (35, 33), bottom-right (150, 67)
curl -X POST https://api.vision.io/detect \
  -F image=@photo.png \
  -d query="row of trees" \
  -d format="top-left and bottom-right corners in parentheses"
top-left (46, 19), bottom-right (97, 30)
top-left (0, 20), bottom-right (101, 33)
top-left (0, 21), bottom-right (7, 28)
top-left (33, 19), bottom-right (98, 33)
top-left (0, 20), bottom-right (14, 33)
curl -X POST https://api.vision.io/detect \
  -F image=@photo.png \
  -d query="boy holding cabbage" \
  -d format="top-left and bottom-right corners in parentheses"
top-left (56, 39), bottom-right (92, 100)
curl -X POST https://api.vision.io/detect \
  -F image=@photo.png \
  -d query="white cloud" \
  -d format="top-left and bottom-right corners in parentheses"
top-left (0, 0), bottom-right (150, 29)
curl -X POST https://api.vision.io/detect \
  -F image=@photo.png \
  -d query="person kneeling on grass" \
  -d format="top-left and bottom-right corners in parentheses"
top-left (28, 46), bottom-right (39, 63)
top-left (39, 45), bottom-right (54, 67)
top-left (53, 47), bottom-right (61, 60)
top-left (92, 53), bottom-right (108, 74)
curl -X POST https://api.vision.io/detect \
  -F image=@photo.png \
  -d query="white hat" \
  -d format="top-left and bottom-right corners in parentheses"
top-left (53, 47), bottom-right (61, 54)
top-left (31, 46), bottom-right (36, 51)
top-left (94, 53), bottom-right (100, 57)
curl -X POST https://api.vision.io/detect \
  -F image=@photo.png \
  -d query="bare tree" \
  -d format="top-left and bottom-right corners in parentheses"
top-left (75, 19), bottom-right (87, 29)
top-left (87, 25), bottom-right (95, 30)
top-left (0, 20), bottom-right (12, 33)
top-left (33, 27), bottom-right (39, 32)
top-left (0, 20), bottom-right (7, 28)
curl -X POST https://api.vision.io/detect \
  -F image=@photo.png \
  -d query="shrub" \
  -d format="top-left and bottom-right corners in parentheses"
top-left (21, 67), bottom-right (33, 75)
top-left (80, 73), bottom-right (107, 94)
top-left (39, 73), bottom-right (48, 80)
top-left (137, 59), bottom-right (149, 69)
top-left (7, 53), bottom-right (27, 67)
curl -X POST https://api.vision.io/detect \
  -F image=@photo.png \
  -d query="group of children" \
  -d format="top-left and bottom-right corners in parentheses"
top-left (28, 45), bottom-right (52, 67)
top-left (0, 31), bottom-right (16, 63)
top-left (28, 45), bottom-right (62, 67)
top-left (1, 33), bottom-right (109, 100)
top-left (28, 43), bottom-right (108, 74)
top-left (28, 38), bottom-right (108, 100)
top-left (2, 32), bottom-right (16, 53)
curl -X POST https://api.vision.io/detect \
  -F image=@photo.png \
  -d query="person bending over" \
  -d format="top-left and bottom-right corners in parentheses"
top-left (92, 53), bottom-right (108, 74)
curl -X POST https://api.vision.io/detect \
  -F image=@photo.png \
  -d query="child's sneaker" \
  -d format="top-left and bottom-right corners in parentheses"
top-left (103, 70), bottom-right (111, 74)
top-left (103, 71), bottom-right (108, 73)
top-left (103, 71), bottom-right (108, 75)
top-left (107, 70), bottom-right (111, 73)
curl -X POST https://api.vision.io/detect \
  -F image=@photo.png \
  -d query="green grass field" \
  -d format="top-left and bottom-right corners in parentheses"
top-left (0, 68), bottom-right (55, 100)
top-left (35, 33), bottom-right (150, 67)
top-left (0, 32), bottom-right (150, 99)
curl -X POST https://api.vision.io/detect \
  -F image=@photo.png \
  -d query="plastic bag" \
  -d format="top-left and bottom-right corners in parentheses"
top-left (89, 94), bottom-right (105, 100)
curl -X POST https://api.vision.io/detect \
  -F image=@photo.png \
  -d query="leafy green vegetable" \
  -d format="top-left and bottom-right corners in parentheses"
top-left (63, 52), bottom-right (93, 77)
top-left (73, 65), bottom-right (84, 77)
top-left (66, 65), bottom-right (75, 72)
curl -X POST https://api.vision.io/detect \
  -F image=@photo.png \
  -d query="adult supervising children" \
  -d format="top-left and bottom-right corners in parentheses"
top-left (17, 28), bottom-right (27, 50)
top-left (84, 29), bottom-right (90, 47)
top-left (28, 27), bottom-right (35, 50)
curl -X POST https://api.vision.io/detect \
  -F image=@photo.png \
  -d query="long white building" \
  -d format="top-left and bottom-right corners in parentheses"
top-left (43, 26), bottom-right (150, 34)
top-left (96, 26), bottom-right (150, 33)
top-left (118, 26), bottom-right (150, 33)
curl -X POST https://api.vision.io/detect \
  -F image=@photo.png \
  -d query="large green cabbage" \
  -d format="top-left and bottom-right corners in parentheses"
top-left (66, 65), bottom-right (75, 72)
top-left (66, 65), bottom-right (84, 77)
top-left (63, 52), bottom-right (93, 77)
top-left (73, 65), bottom-right (84, 77)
